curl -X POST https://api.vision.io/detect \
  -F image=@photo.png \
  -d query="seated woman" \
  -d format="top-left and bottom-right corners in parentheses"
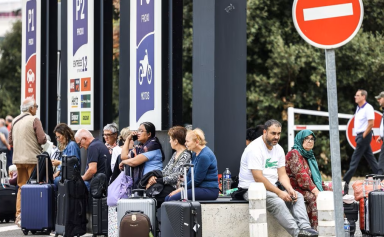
top-left (119, 122), bottom-right (164, 188)
top-left (144, 126), bottom-right (191, 196)
top-left (52, 123), bottom-right (81, 187)
top-left (165, 128), bottom-right (219, 201)
top-left (285, 129), bottom-right (331, 231)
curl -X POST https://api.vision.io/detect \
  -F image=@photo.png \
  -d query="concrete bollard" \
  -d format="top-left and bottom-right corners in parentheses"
top-left (249, 182), bottom-right (268, 237)
top-left (317, 191), bottom-right (336, 237)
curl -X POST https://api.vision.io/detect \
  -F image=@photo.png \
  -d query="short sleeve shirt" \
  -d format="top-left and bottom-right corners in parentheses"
top-left (238, 136), bottom-right (286, 189)
top-left (86, 139), bottom-right (110, 175)
top-left (142, 149), bottom-right (163, 175)
top-left (354, 103), bottom-right (374, 134)
top-left (0, 127), bottom-right (9, 151)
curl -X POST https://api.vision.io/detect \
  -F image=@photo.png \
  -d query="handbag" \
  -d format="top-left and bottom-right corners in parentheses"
top-left (107, 171), bottom-right (133, 206)
top-left (231, 187), bottom-right (248, 200)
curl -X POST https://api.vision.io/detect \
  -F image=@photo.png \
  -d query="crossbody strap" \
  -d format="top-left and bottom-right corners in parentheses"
top-left (11, 114), bottom-right (30, 134)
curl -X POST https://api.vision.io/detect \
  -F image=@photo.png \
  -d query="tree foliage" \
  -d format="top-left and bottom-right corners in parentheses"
top-left (181, 0), bottom-right (384, 177)
top-left (0, 20), bottom-right (22, 119)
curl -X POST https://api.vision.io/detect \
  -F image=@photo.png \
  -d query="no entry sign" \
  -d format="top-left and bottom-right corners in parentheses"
top-left (346, 110), bottom-right (383, 154)
top-left (293, 0), bottom-right (364, 49)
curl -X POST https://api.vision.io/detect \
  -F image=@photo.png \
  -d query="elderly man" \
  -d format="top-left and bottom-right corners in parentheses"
top-left (9, 97), bottom-right (46, 226)
top-left (75, 129), bottom-right (110, 190)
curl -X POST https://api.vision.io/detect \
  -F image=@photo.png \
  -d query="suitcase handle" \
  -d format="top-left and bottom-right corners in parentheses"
top-left (36, 153), bottom-right (50, 183)
top-left (182, 163), bottom-right (195, 201)
top-left (125, 210), bottom-right (144, 215)
top-left (131, 189), bottom-right (146, 198)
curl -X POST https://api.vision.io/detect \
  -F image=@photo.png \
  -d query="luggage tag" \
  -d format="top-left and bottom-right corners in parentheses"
top-left (193, 223), bottom-right (201, 232)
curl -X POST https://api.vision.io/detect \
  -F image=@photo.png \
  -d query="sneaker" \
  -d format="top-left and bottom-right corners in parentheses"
top-left (298, 228), bottom-right (319, 237)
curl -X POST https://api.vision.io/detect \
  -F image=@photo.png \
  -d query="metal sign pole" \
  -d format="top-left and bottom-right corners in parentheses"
top-left (325, 49), bottom-right (344, 236)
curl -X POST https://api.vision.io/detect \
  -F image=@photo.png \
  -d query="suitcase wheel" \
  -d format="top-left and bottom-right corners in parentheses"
top-left (4, 219), bottom-right (9, 223)
top-left (22, 229), bottom-right (28, 235)
top-left (31, 230), bottom-right (36, 235)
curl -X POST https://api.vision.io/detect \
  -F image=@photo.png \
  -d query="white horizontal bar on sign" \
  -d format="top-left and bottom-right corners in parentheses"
top-left (352, 128), bottom-right (381, 136)
top-left (292, 108), bottom-right (353, 119)
top-left (294, 125), bottom-right (347, 131)
top-left (303, 3), bottom-right (353, 21)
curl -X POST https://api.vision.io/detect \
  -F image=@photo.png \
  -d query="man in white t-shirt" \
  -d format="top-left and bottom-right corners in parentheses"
top-left (239, 120), bottom-right (318, 237)
top-left (343, 89), bottom-right (379, 194)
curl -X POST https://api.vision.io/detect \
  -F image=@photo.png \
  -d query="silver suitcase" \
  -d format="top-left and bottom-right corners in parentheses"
top-left (117, 189), bottom-right (157, 236)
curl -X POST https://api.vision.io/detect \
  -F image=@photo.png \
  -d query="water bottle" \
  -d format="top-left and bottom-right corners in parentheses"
top-left (344, 218), bottom-right (350, 237)
top-left (222, 168), bottom-right (232, 196)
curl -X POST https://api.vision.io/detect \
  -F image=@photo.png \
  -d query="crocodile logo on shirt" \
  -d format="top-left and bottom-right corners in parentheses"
top-left (265, 158), bottom-right (278, 169)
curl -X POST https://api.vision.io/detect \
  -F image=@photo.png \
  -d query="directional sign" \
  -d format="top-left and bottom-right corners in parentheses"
top-left (346, 110), bottom-right (382, 154)
top-left (293, 0), bottom-right (364, 49)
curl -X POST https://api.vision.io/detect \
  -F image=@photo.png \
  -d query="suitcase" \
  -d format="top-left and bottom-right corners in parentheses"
top-left (359, 174), bottom-right (376, 234)
top-left (0, 153), bottom-right (17, 223)
top-left (21, 154), bottom-right (55, 235)
top-left (55, 163), bottom-right (87, 237)
top-left (117, 189), bottom-right (157, 237)
top-left (92, 197), bottom-right (108, 236)
top-left (120, 210), bottom-right (153, 237)
top-left (160, 164), bottom-right (202, 237)
top-left (61, 155), bottom-right (80, 181)
top-left (344, 202), bottom-right (358, 236)
top-left (368, 175), bottom-right (384, 236)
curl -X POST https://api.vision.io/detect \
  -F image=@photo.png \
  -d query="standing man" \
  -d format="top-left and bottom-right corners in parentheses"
top-left (343, 89), bottom-right (379, 194)
top-left (9, 97), bottom-right (47, 226)
top-left (375, 91), bottom-right (384, 175)
top-left (4, 115), bottom-right (13, 173)
top-left (238, 119), bottom-right (318, 237)
top-left (75, 129), bottom-right (110, 190)
top-left (0, 119), bottom-right (11, 164)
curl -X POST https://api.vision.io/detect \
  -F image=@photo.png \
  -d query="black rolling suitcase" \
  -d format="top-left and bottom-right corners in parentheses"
top-left (368, 175), bottom-right (384, 236)
top-left (92, 197), bottom-right (108, 236)
top-left (0, 153), bottom-right (17, 223)
top-left (55, 158), bottom-right (88, 237)
top-left (343, 202), bottom-right (358, 236)
top-left (161, 164), bottom-right (202, 237)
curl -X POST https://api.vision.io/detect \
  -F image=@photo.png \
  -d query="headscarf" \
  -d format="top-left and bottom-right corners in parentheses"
top-left (292, 130), bottom-right (323, 191)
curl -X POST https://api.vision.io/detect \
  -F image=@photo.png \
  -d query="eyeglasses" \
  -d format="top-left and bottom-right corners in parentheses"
top-left (33, 104), bottom-right (38, 109)
top-left (103, 133), bottom-right (116, 137)
top-left (304, 137), bottom-right (315, 142)
top-left (77, 138), bottom-right (83, 147)
top-left (137, 129), bottom-right (147, 134)
top-left (55, 135), bottom-right (62, 140)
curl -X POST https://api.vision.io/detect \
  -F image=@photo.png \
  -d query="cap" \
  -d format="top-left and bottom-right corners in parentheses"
top-left (375, 91), bottom-right (384, 100)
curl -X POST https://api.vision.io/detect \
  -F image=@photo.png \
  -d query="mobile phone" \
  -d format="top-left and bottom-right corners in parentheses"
top-left (132, 135), bottom-right (138, 141)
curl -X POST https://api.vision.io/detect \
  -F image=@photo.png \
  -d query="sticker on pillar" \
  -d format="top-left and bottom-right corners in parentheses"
top-left (81, 94), bottom-right (91, 108)
top-left (70, 112), bottom-right (80, 125)
top-left (81, 77), bottom-right (91, 91)
top-left (72, 0), bottom-right (88, 73)
top-left (81, 111), bottom-right (91, 125)
top-left (136, 0), bottom-right (154, 121)
top-left (25, 0), bottom-right (36, 100)
top-left (71, 95), bottom-right (79, 108)
top-left (70, 79), bottom-right (80, 92)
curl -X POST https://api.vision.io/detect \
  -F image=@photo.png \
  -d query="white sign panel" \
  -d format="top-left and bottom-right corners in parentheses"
top-left (22, 0), bottom-right (41, 117)
top-left (130, 0), bottom-right (162, 130)
top-left (67, 0), bottom-right (94, 130)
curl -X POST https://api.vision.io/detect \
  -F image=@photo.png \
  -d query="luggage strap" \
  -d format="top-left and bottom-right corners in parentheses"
top-left (189, 202), bottom-right (200, 235)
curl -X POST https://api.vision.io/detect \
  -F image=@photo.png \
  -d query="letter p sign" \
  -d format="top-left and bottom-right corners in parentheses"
top-left (28, 9), bottom-right (34, 32)
top-left (76, 0), bottom-right (85, 21)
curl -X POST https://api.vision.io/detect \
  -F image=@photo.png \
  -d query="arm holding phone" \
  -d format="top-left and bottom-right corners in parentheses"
top-left (121, 131), bottom-right (138, 160)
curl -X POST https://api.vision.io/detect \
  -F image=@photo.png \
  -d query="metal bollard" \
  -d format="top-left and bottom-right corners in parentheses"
top-left (248, 182), bottom-right (268, 237)
top-left (317, 191), bottom-right (336, 237)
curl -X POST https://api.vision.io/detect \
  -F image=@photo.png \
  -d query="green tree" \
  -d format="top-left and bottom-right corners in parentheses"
top-left (0, 20), bottom-right (22, 119)
top-left (181, 0), bottom-right (384, 177)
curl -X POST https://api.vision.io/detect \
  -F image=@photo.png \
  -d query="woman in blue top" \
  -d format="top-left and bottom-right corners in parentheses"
top-left (52, 123), bottom-right (81, 186)
top-left (120, 122), bottom-right (164, 188)
top-left (166, 128), bottom-right (219, 201)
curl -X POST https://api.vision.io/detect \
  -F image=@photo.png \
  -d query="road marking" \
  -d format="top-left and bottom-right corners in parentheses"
top-left (0, 225), bottom-right (20, 232)
top-left (303, 3), bottom-right (353, 21)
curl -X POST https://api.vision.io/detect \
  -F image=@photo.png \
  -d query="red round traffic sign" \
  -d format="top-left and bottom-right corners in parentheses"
top-left (346, 111), bottom-right (382, 154)
top-left (293, 0), bottom-right (363, 49)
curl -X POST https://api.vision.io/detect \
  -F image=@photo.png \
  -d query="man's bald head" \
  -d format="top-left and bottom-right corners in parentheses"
top-left (75, 129), bottom-right (94, 149)
top-left (0, 119), bottom-right (5, 127)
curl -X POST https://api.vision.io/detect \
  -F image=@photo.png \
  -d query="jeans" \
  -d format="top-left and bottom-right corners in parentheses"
top-left (84, 180), bottom-right (90, 191)
top-left (244, 190), bottom-right (311, 237)
top-left (165, 187), bottom-right (219, 201)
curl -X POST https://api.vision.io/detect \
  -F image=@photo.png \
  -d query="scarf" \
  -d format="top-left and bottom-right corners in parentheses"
top-left (292, 130), bottom-right (323, 191)
top-left (105, 142), bottom-right (118, 154)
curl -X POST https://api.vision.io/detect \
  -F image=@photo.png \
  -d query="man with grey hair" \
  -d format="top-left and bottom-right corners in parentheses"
top-left (9, 97), bottom-right (46, 226)
top-left (238, 119), bottom-right (318, 237)
top-left (375, 91), bottom-right (384, 175)
top-left (343, 89), bottom-right (379, 194)
top-left (75, 129), bottom-right (110, 190)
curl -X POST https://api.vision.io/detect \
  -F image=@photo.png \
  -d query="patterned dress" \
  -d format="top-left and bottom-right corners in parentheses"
top-left (285, 149), bottom-right (330, 230)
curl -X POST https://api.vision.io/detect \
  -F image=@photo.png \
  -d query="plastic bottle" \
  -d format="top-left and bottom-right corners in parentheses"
top-left (222, 168), bottom-right (232, 196)
top-left (344, 218), bottom-right (350, 237)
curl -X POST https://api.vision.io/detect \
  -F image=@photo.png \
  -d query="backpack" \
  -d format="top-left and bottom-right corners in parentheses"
top-left (90, 173), bottom-right (108, 198)
top-left (119, 211), bottom-right (153, 237)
